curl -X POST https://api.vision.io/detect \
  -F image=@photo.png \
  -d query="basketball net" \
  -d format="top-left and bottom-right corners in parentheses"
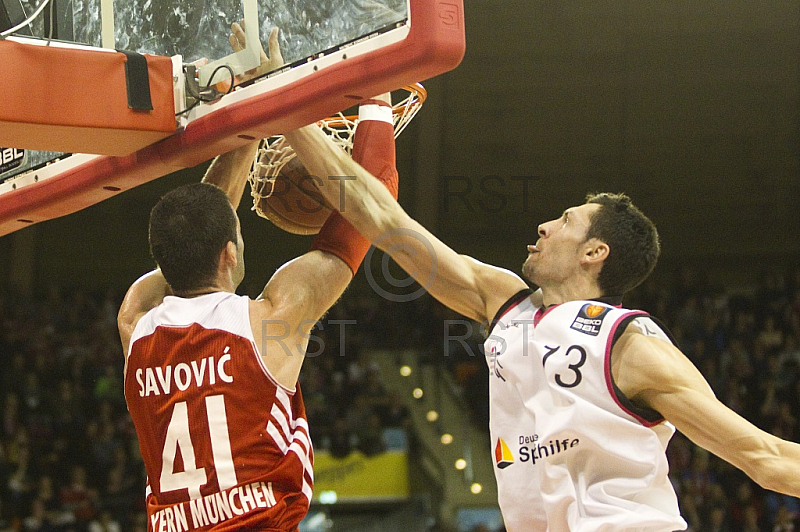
top-left (248, 83), bottom-right (426, 219)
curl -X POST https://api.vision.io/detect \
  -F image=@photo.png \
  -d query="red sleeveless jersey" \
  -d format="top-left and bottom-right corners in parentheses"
top-left (124, 292), bottom-right (313, 532)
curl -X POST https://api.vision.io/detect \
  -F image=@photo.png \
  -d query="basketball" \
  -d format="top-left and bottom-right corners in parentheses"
top-left (255, 156), bottom-right (332, 235)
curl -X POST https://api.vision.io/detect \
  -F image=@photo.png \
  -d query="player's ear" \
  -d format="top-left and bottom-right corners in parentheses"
top-left (582, 238), bottom-right (609, 266)
top-left (222, 240), bottom-right (238, 268)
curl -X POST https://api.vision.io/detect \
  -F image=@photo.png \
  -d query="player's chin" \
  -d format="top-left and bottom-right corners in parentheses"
top-left (521, 257), bottom-right (537, 282)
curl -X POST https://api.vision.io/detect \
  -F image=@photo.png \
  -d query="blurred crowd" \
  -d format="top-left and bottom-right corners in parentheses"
top-left (0, 288), bottom-right (142, 531)
top-left (0, 262), bottom-right (798, 532)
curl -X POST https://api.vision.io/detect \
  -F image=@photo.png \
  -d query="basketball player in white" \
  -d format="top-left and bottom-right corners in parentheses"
top-left (284, 124), bottom-right (800, 531)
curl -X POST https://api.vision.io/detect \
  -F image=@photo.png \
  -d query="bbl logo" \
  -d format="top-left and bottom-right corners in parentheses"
top-left (0, 148), bottom-right (26, 178)
top-left (570, 304), bottom-right (609, 336)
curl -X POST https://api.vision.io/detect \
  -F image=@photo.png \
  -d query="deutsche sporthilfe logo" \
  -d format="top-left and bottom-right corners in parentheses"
top-left (494, 438), bottom-right (514, 469)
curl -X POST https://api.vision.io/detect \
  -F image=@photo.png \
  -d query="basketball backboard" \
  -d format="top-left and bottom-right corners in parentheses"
top-left (2, 0), bottom-right (409, 174)
top-left (0, 0), bottom-right (464, 235)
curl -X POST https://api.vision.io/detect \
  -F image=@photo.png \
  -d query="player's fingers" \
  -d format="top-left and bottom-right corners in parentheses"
top-left (268, 27), bottom-right (283, 66)
top-left (229, 33), bottom-right (242, 52)
top-left (231, 21), bottom-right (246, 48)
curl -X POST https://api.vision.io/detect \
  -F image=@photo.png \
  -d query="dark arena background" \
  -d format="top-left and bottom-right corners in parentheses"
top-left (0, 1), bottom-right (799, 531)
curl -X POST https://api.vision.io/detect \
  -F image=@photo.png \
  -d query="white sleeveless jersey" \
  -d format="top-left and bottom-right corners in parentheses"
top-left (484, 291), bottom-right (687, 532)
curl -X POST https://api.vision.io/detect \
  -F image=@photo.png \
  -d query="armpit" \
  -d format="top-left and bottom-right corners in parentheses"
top-left (628, 316), bottom-right (676, 344)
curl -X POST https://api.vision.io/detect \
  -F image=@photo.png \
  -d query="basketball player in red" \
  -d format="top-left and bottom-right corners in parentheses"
top-left (283, 124), bottom-right (800, 530)
top-left (117, 26), bottom-right (398, 531)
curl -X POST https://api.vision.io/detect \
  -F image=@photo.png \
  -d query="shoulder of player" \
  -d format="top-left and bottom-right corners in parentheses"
top-left (613, 320), bottom-right (674, 359)
top-left (247, 288), bottom-right (315, 337)
top-left (612, 321), bottom-right (690, 396)
top-left (613, 321), bottom-right (648, 352)
top-left (117, 307), bottom-right (153, 358)
top-left (485, 290), bottom-right (538, 337)
top-left (248, 293), bottom-right (278, 321)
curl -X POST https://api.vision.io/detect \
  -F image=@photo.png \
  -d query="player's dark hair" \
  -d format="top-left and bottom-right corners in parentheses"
top-left (585, 192), bottom-right (660, 297)
top-left (149, 183), bottom-right (238, 293)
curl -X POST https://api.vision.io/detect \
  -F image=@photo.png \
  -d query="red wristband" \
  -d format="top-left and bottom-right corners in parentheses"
top-left (310, 107), bottom-right (398, 275)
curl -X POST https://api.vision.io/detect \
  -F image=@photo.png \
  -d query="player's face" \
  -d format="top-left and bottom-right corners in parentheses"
top-left (522, 203), bottom-right (599, 287)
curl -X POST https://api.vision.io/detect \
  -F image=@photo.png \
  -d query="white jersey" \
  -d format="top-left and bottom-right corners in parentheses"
top-left (484, 290), bottom-right (687, 532)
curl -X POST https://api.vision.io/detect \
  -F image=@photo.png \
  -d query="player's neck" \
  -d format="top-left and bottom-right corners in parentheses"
top-left (541, 279), bottom-right (603, 307)
top-left (176, 266), bottom-right (242, 298)
top-left (175, 282), bottom-right (234, 298)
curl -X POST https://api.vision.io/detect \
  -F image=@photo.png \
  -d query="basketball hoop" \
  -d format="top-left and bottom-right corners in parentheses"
top-left (249, 83), bottom-right (426, 220)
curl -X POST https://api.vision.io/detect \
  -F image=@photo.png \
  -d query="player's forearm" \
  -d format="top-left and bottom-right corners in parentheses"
top-left (202, 141), bottom-right (260, 208)
top-left (286, 125), bottom-right (400, 240)
top-left (748, 439), bottom-right (800, 496)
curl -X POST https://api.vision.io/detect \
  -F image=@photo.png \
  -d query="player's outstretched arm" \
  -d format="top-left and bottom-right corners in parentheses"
top-left (201, 140), bottom-right (260, 207)
top-left (249, 97), bottom-right (399, 389)
top-left (614, 326), bottom-right (800, 496)
top-left (284, 124), bottom-right (529, 323)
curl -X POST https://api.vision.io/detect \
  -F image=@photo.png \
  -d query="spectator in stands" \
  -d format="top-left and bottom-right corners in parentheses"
top-left (21, 498), bottom-right (55, 532)
top-left (87, 510), bottom-right (122, 532)
top-left (356, 413), bottom-right (387, 457)
top-left (772, 504), bottom-right (799, 532)
top-left (328, 416), bottom-right (355, 459)
top-left (59, 465), bottom-right (98, 528)
top-left (380, 391), bottom-right (411, 429)
top-left (5, 439), bottom-right (33, 522)
top-left (706, 505), bottom-right (731, 532)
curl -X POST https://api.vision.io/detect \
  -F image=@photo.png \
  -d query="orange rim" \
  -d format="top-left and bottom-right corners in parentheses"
top-left (321, 83), bottom-right (427, 128)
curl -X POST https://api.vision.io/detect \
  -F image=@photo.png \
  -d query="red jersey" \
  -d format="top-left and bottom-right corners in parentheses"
top-left (124, 292), bottom-right (313, 532)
